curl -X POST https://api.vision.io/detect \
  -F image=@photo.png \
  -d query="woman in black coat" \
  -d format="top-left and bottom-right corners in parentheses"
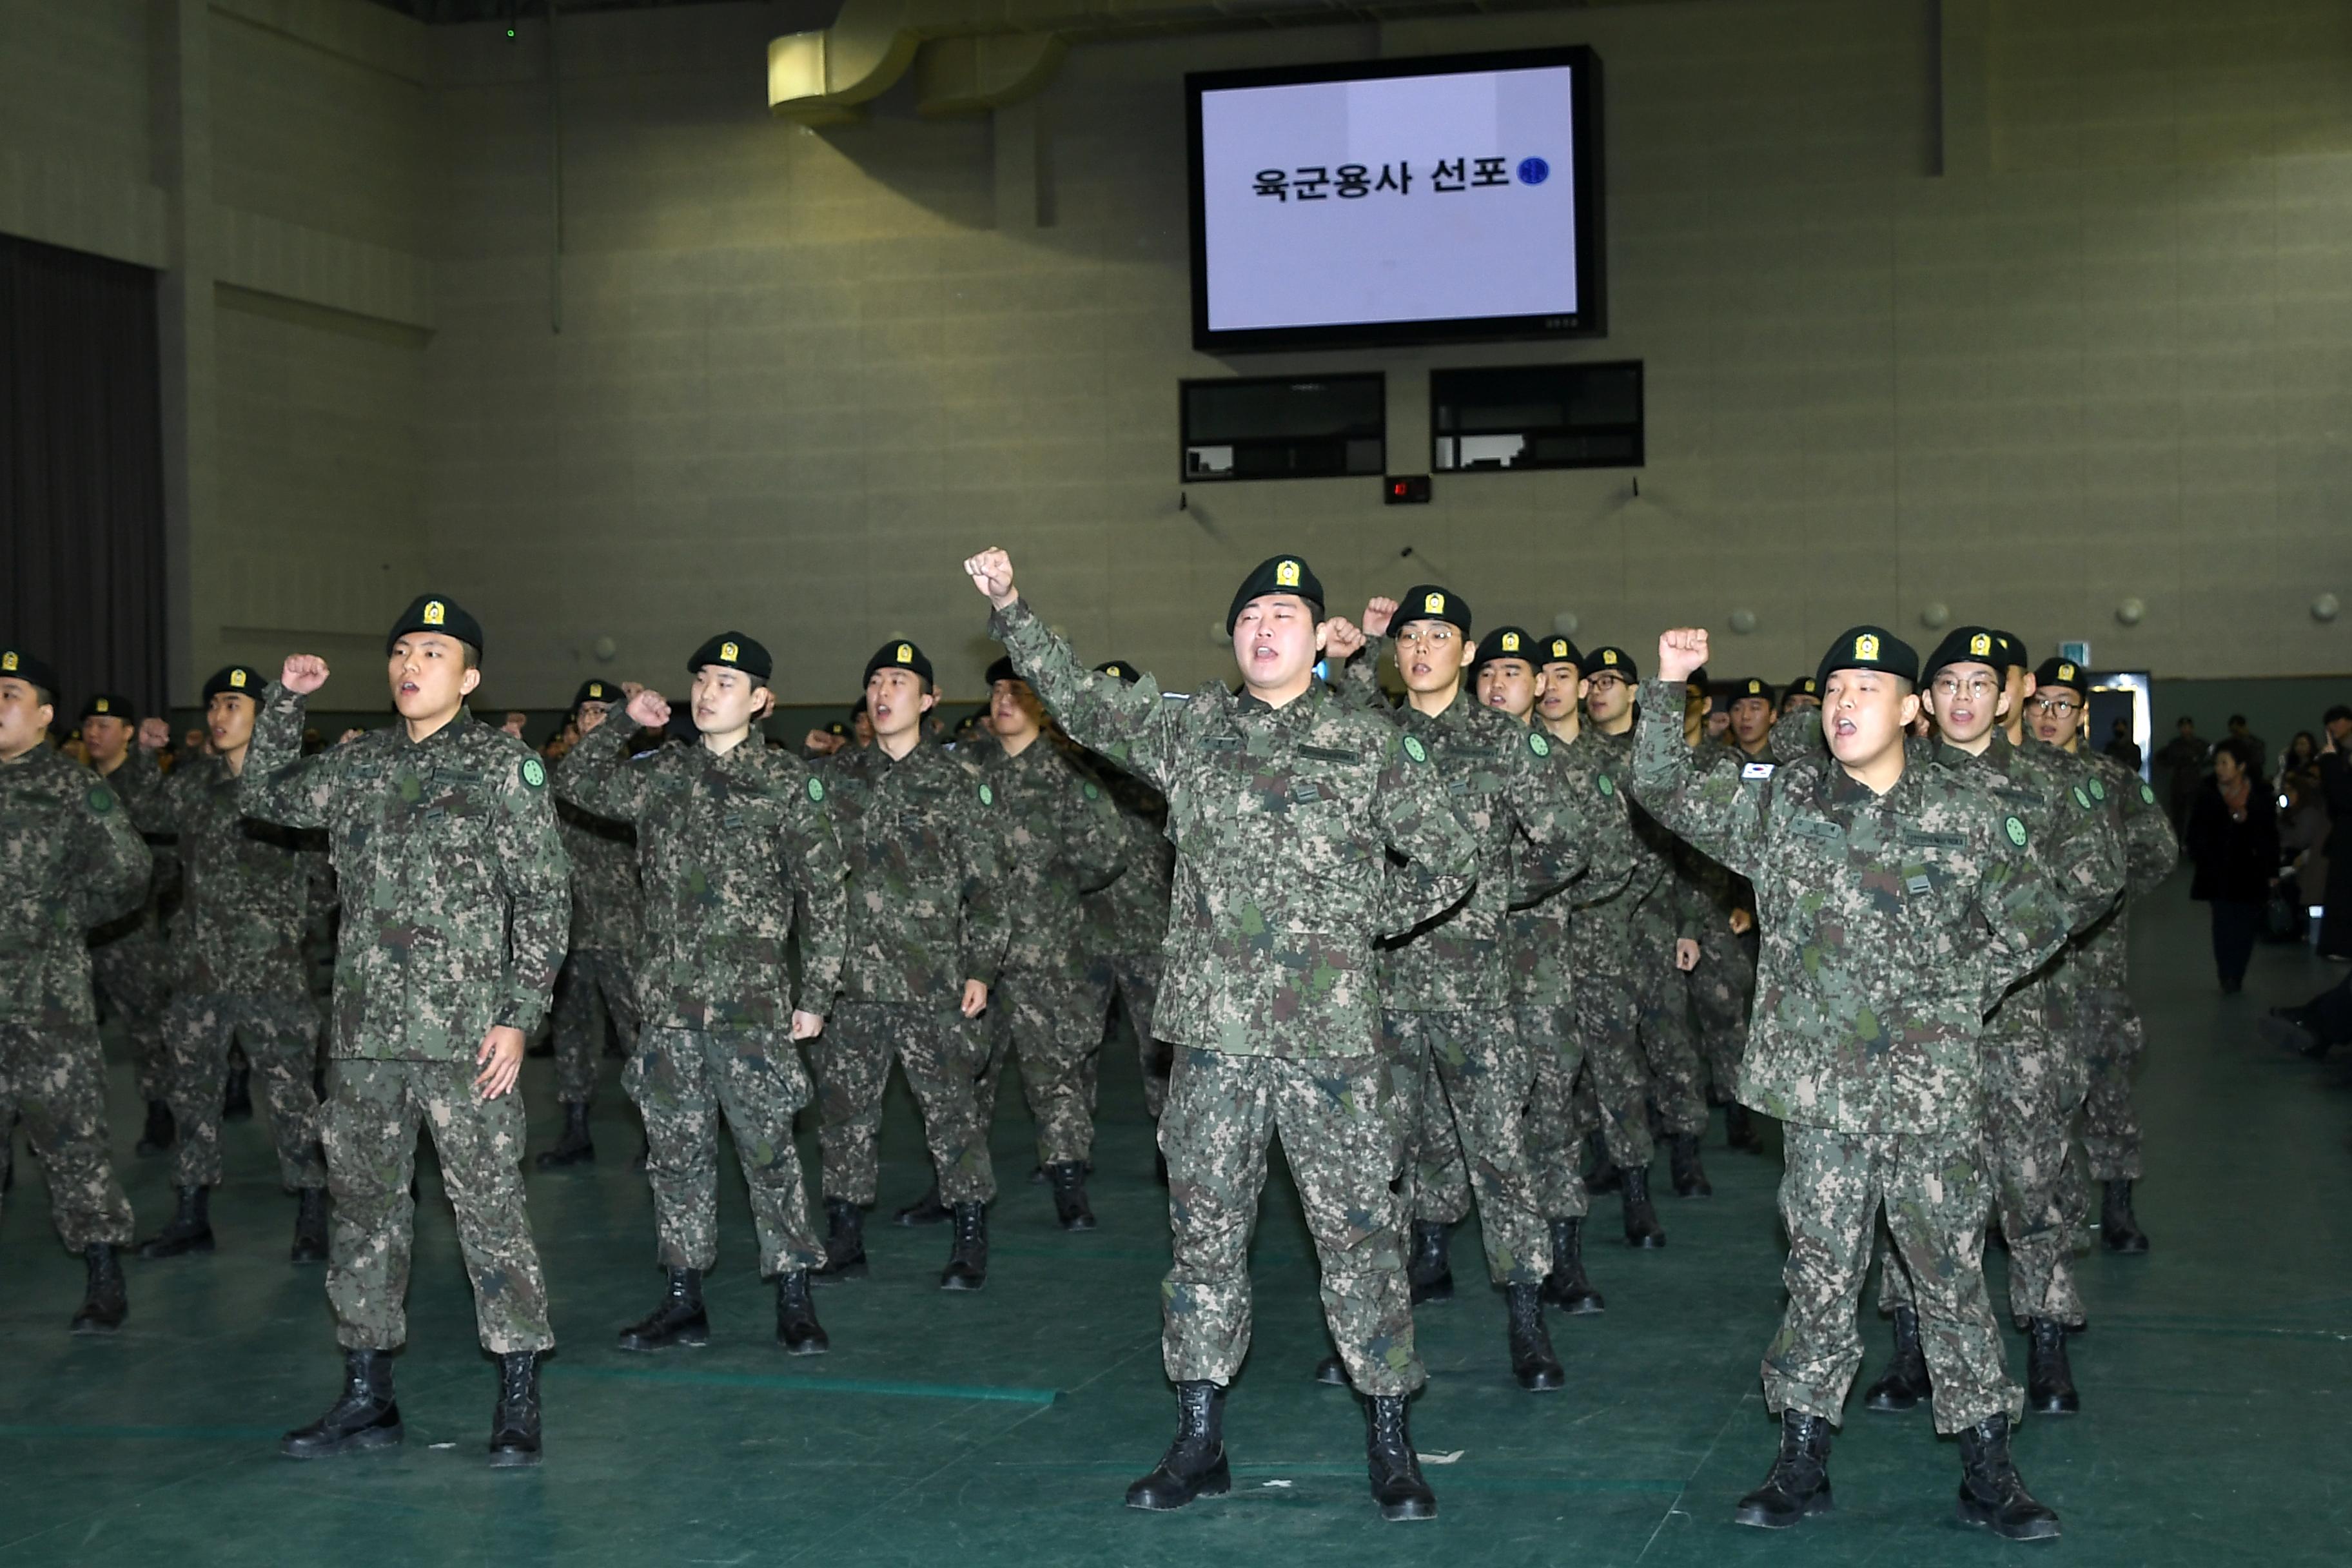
top-left (2187, 736), bottom-right (2281, 994)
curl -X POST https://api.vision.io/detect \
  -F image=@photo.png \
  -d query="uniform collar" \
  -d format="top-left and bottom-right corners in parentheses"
top-left (395, 705), bottom-right (473, 751)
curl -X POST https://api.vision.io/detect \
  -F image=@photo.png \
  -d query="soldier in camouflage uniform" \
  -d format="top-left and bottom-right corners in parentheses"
top-left (124, 666), bottom-right (331, 1264)
top-left (0, 647), bottom-right (146, 1333)
top-left (1479, 632), bottom-right (1629, 1317)
top-left (1328, 600), bottom-right (1620, 1393)
top-left (2026, 656), bottom-right (2177, 1251)
top-left (1635, 624), bottom-right (2074, 1542)
top-left (537, 678), bottom-right (643, 1170)
top-left (807, 639), bottom-right (1008, 1290)
top-left (1688, 677), bottom-right (1775, 1154)
top-left (81, 692), bottom-right (179, 1156)
top-left (970, 655), bottom-right (1133, 1229)
top-left (1863, 629), bottom-right (2124, 1420)
top-left (1568, 645), bottom-right (1702, 1246)
top-left (970, 547), bottom-right (1478, 1523)
top-left (1077, 660), bottom-right (1175, 1130)
top-left (243, 596), bottom-right (567, 1467)
top-left (556, 634), bottom-right (845, 1354)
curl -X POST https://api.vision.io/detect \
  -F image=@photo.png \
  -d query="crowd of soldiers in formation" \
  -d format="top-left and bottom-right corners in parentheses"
top-left (0, 545), bottom-right (2176, 1542)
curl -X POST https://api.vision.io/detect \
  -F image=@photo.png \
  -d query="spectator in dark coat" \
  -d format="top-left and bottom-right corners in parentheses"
top-left (2102, 718), bottom-right (2143, 772)
top-left (2154, 717), bottom-right (2210, 835)
top-left (2320, 705), bottom-right (2352, 961)
top-left (2187, 736), bottom-right (2280, 994)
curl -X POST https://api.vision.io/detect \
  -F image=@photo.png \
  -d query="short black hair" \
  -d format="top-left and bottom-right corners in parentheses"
top-left (2324, 705), bottom-right (2352, 726)
top-left (2228, 713), bottom-right (2247, 727)
top-left (2177, 716), bottom-right (2195, 728)
top-left (2215, 735), bottom-right (2258, 770)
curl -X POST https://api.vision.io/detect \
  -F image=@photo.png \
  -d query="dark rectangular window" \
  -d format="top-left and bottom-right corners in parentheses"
top-left (1181, 373), bottom-right (1385, 482)
top-left (1431, 360), bottom-right (1642, 471)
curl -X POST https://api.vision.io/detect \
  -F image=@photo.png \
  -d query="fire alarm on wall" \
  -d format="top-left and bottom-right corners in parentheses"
top-left (1385, 475), bottom-right (1431, 505)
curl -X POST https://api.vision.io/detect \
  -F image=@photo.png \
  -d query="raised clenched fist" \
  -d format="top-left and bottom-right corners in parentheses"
top-left (627, 689), bottom-right (671, 730)
top-left (965, 549), bottom-right (1017, 609)
top-left (1656, 629), bottom-right (1709, 685)
top-left (1362, 597), bottom-right (1400, 639)
top-left (137, 717), bottom-right (172, 752)
top-left (282, 654), bottom-right (329, 696)
top-left (1323, 617), bottom-right (1367, 662)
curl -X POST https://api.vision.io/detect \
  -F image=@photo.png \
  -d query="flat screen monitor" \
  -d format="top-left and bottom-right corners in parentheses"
top-left (1187, 47), bottom-right (1605, 353)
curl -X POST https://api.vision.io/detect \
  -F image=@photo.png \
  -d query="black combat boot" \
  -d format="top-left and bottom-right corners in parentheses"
top-left (1725, 1101), bottom-right (1763, 1152)
top-left (222, 1063), bottom-right (252, 1121)
top-left (894, 1183), bottom-right (950, 1226)
top-left (1621, 1166), bottom-right (1666, 1248)
top-left (282, 1349), bottom-right (403, 1458)
top-left (1313, 1351), bottom-right (1349, 1386)
top-left (2026, 1318), bottom-right (2079, 1415)
top-left (940, 1200), bottom-right (988, 1291)
top-left (137, 1186), bottom-right (215, 1259)
top-left (2100, 1179), bottom-right (2150, 1253)
top-left (488, 1350), bottom-right (543, 1468)
top-left (776, 1269), bottom-right (828, 1355)
top-left (1124, 1380), bottom-right (1230, 1511)
top-left (1669, 1133), bottom-right (1712, 1197)
top-left (70, 1244), bottom-right (127, 1334)
top-left (1540, 1216), bottom-right (1605, 1315)
top-left (616, 1267), bottom-right (709, 1351)
top-left (135, 1100), bottom-right (175, 1157)
top-left (1955, 1414), bottom-right (2061, 1540)
top-left (812, 1197), bottom-right (867, 1282)
top-left (1365, 1394), bottom-right (1436, 1521)
top-left (534, 1102), bottom-right (595, 1169)
top-left (291, 1187), bottom-right (330, 1263)
top-left (1505, 1282), bottom-right (1565, 1392)
top-left (1406, 1219), bottom-right (1453, 1303)
top-left (1732, 1411), bottom-right (1834, 1528)
top-left (1862, 1306), bottom-right (1931, 1412)
top-left (1584, 1134), bottom-right (1623, 1195)
top-left (1046, 1161), bottom-right (1097, 1231)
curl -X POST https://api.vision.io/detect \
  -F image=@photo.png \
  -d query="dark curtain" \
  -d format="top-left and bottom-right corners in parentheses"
top-left (0, 233), bottom-right (167, 722)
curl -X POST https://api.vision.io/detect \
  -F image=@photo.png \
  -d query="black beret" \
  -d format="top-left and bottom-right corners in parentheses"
top-left (1817, 625), bottom-right (1919, 689)
top-left (81, 691), bottom-right (135, 721)
top-left (1537, 635), bottom-right (1583, 669)
top-left (1393, 585), bottom-right (1471, 636)
top-left (985, 656), bottom-right (1019, 687)
top-left (1094, 659), bottom-right (1141, 685)
top-left (1989, 631), bottom-right (2028, 671)
top-left (1469, 626), bottom-right (1538, 678)
top-left (1783, 675), bottom-right (1821, 701)
top-left (688, 631), bottom-right (771, 682)
top-left (202, 667), bottom-right (266, 704)
top-left (1685, 664), bottom-right (1710, 692)
top-left (865, 639), bottom-right (933, 687)
top-left (1226, 554), bottom-right (1324, 633)
top-left (1922, 627), bottom-right (2005, 686)
top-left (2034, 656), bottom-right (2088, 696)
top-left (1585, 645), bottom-right (1638, 681)
top-left (1729, 677), bottom-right (1775, 705)
top-left (571, 679), bottom-right (618, 712)
top-left (0, 647), bottom-right (61, 705)
top-left (387, 593), bottom-right (483, 657)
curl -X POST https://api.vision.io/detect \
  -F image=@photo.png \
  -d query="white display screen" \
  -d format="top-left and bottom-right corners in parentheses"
top-left (1189, 52), bottom-right (1601, 349)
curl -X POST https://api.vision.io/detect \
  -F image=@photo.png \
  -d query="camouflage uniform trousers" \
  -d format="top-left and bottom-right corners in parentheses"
top-left (1391, 1009), bottom-right (1551, 1285)
top-left (162, 994), bottom-right (326, 1191)
top-left (1686, 926), bottom-right (1757, 1101)
top-left (972, 970), bottom-right (1100, 1168)
top-left (1578, 956), bottom-right (1706, 1170)
top-left (322, 1058), bottom-right (553, 1354)
top-left (628, 1026), bottom-right (823, 1278)
top-left (1518, 1001), bottom-right (1590, 1221)
top-left (551, 948), bottom-right (640, 1109)
top-left (1088, 951), bottom-right (1169, 1120)
top-left (2071, 985), bottom-right (2146, 1182)
top-left (1159, 1044), bottom-right (1422, 1397)
top-left (1770, 1124), bottom-right (2023, 1435)
top-left (808, 1002), bottom-right (996, 1207)
top-left (92, 932), bottom-right (173, 1103)
top-left (0, 1023), bottom-right (135, 1253)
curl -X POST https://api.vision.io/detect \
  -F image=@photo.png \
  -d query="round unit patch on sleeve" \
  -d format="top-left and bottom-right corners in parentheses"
top-left (520, 757), bottom-right (547, 790)
top-left (2071, 785), bottom-right (2090, 809)
top-left (1528, 731), bottom-right (1551, 758)
top-left (1083, 781), bottom-right (1100, 800)
top-left (2005, 816), bottom-right (2028, 848)
top-left (2088, 778), bottom-right (2106, 801)
top-left (1597, 773), bottom-right (1614, 796)
top-left (87, 784), bottom-right (115, 815)
top-left (979, 783), bottom-right (995, 807)
top-left (1401, 734), bottom-right (1428, 764)
top-left (2140, 783), bottom-right (2155, 804)
top-left (807, 776), bottom-right (825, 803)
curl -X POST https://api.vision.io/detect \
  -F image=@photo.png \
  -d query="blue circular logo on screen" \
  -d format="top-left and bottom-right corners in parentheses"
top-left (1517, 157), bottom-right (1551, 186)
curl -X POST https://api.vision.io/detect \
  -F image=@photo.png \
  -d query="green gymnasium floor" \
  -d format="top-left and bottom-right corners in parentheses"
top-left (5, 879), bottom-right (2348, 1566)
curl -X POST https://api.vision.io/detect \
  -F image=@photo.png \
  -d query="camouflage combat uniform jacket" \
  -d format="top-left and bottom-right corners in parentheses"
top-left (240, 690), bottom-right (571, 1060)
top-left (133, 754), bottom-right (313, 999)
top-left (813, 737), bottom-right (1008, 1003)
top-left (556, 725), bottom-right (847, 1028)
top-left (1504, 727), bottom-right (1637, 1006)
top-left (1081, 765), bottom-right (1173, 963)
top-left (977, 737), bottom-right (1133, 981)
top-left (558, 801), bottom-right (642, 958)
top-left (991, 600), bottom-right (1479, 1059)
top-left (1, 745), bottom-right (152, 1027)
top-left (1628, 680), bottom-right (2072, 1135)
top-left (2072, 751), bottom-right (2178, 986)
top-left (1928, 734), bottom-right (2124, 943)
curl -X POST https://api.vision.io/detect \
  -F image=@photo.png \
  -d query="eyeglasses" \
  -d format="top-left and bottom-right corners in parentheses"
top-left (2027, 697), bottom-right (2081, 717)
top-left (1930, 674), bottom-right (1999, 700)
top-left (1584, 672), bottom-right (1627, 691)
